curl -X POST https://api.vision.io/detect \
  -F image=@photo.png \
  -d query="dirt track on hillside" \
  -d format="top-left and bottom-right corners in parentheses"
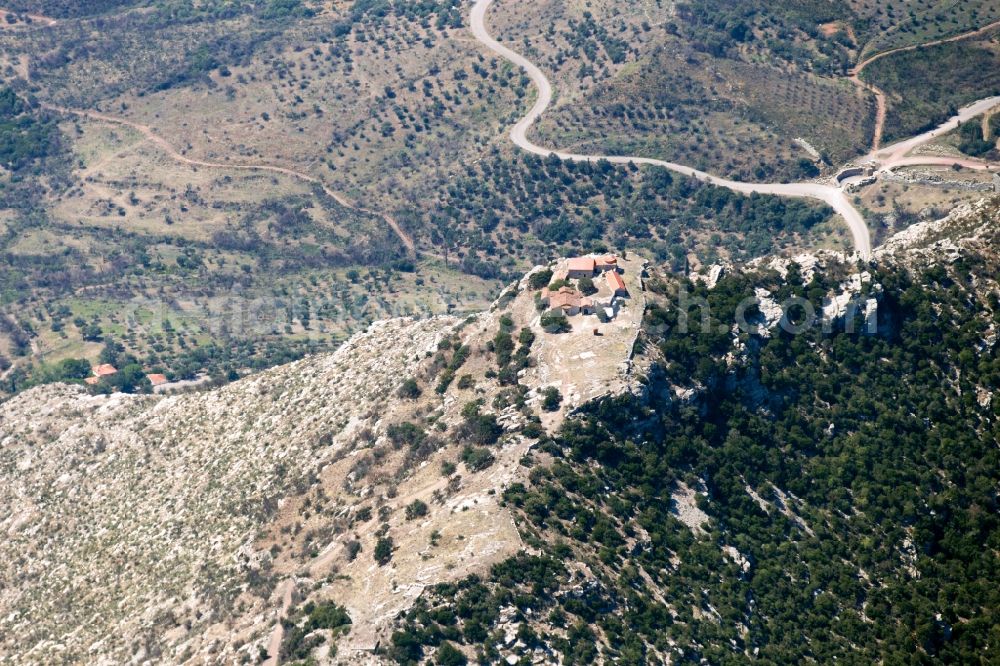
top-left (0, 8), bottom-right (57, 29)
top-left (849, 19), bottom-right (1000, 150)
top-left (43, 104), bottom-right (417, 254)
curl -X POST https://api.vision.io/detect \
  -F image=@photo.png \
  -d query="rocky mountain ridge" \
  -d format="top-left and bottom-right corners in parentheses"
top-left (375, 195), bottom-right (1000, 665)
top-left (2, 197), bottom-right (998, 663)
top-left (0, 255), bottom-right (651, 664)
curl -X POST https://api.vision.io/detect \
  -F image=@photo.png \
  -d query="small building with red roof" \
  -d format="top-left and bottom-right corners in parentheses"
top-left (542, 286), bottom-right (595, 316)
top-left (147, 373), bottom-right (168, 387)
top-left (595, 255), bottom-right (618, 272)
top-left (606, 270), bottom-right (628, 297)
top-left (566, 256), bottom-right (596, 278)
top-left (94, 364), bottom-right (117, 377)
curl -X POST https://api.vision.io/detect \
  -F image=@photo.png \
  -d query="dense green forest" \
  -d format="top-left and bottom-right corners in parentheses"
top-left (385, 247), bottom-right (1000, 663)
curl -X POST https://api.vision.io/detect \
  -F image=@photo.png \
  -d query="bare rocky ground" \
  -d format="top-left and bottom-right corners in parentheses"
top-left (0, 256), bottom-right (651, 664)
top-left (873, 195), bottom-right (1000, 261)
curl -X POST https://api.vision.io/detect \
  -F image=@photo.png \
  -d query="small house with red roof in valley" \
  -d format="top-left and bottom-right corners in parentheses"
top-left (83, 364), bottom-right (117, 387)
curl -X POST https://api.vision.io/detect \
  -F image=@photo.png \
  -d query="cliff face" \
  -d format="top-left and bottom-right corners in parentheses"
top-left (0, 255), bottom-right (650, 664)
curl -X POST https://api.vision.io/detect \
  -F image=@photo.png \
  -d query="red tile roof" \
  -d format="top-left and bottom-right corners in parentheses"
top-left (606, 270), bottom-right (627, 293)
top-left (549, 288), bottom-right (584, 310)
top-left (547, 286), bottom-right (596, 312)
top-left (94, 364), bottom-right (118, 377)
top-left (84, 376), bottom-right (100, 385)
top-left (567, 257), bottom-right (595, 273)
top-left (147, 373), bottom-right (168, 386)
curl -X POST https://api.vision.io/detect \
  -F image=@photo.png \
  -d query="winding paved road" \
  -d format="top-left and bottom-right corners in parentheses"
top-left (18, 3), bottom-right (1000, 264)
top-left (470, 0), bottom-right (873, 259)
top-left (867, 95), bottom-right (1000, 168)
top-left (470, 1), bottom-right (1000, 261)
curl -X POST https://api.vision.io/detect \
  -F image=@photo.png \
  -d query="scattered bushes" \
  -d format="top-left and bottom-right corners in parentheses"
top-left (435, 641), bottom-right (468, 665)
top-left (398, 378), bottom-right (421, 399)
top-left (491, 331), bottom-right (515, 368)
top-left (457, 403), bottom-right (503, 446)
top-left (260, 0), bottom-right (314, 21)
top-left (405, 500), bottom-right (429, 520)
top-left (374, 536), bottom-right (394, 565)
top-left (541, 387), bottom-right (562, 412)
top-left (304, 601), bottom-right (351, 632)
top-left (437, 344), bottom-right (472, 393)
top-left (460, 446), bottom-right (495, 472)
top-left (528, 269), bottom-right (553, 291)
top-left (540, 310), bottom-right (571, 333)
top-left (387, 422), bottom-right (426, 449)
top-left (280, 601), bottom-right (351, 661)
